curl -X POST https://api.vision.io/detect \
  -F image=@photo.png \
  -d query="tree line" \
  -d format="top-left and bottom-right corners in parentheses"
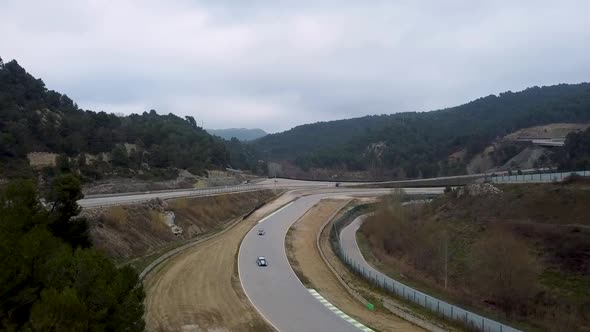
top-left (361, 187), bottom-right (590, 331)
top-left (252, 83), bottom-right (590, 178)
top-left (4, 55), bottom-right (589, 182)
top-left (552, 127), bottom-right (590, 170)
top-left (0, 175), bottom-right (144, 330)
top-left (0, 57), bottom-right (255, 180)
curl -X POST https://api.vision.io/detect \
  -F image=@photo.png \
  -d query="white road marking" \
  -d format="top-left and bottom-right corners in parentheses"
top-left (307, 289), bottom-right (373, 332)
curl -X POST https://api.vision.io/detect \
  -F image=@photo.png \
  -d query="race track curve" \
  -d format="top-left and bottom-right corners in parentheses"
top-left (238, 188), bottom-right (444, 332)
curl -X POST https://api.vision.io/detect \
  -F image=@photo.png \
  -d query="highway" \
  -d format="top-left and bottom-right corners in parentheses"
top-left (80, 186), bottom-right (254, 208)
top-left (78, 169), bottom-right (566, 208)
top-left (238, 188), bottom-right (444, 332)
top-left (78, 179), bottom-right (346, 208)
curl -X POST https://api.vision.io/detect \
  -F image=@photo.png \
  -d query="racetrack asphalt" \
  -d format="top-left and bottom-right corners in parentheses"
top-left (238, 188), bottom-right (443, 332)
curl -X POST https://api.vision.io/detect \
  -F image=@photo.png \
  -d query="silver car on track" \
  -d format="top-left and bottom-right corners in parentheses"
top-left (256, 256), bottom-right (267, 266)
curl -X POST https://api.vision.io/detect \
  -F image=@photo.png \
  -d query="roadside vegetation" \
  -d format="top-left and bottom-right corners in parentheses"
top-left (3, 56), bottom-right (590, 186)
top-left (253, 83), bottom-right (590, 179)
top-left (553, 127), bottom-right (590, 170)
top-left (142, 192), bottom-right (295, 332)
top-left (0, 57), bottom-right (261, 184)
top-left (87, 190), bottom-right (277, 268)
top-left (360, 180), bottom-right (590, 331)
top-left (0, 175), bottom-right (144, 330)
top-left (286, 199), bottom-right (426, 331)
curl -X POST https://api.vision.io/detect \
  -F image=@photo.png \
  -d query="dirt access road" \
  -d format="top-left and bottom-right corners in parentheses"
top-left (287, 198), bottom-right (423, 332)
top-left (144, 192), bottom-right (297, 331)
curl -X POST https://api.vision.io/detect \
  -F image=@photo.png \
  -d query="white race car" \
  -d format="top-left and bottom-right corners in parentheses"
top-left (256, 256), bottom-right (267, 266)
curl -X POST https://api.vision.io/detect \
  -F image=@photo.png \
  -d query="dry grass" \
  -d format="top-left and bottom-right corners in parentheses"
top-left (144, 213), bottom-right (274, 332)
top-left (286, 199), bottom-right (424, 332)
top-left (89, 190), bottom-right (277, 263)
top-left (148, 211), bottom-right (169, 233)
top-left (360, 181), bottom-right (590, 331)
top-left (504, 123), bottom-right (590, 140)
top-left (142, 192), bottom-right (293, 332)
top-left (102, 206), bottom-right (129, 228)
top-left (322, 206), bottom-right (461, 331)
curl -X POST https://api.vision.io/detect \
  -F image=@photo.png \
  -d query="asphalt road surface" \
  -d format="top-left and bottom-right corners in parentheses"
top-left (78, 168), bottom-right (559, 209)
top-left (238, 188), bottom-right (444, 332)
top-left (339, 215), bottom-right (374, 280)
top-left (78, 179), bottom-right (349, 208)
top-left (79, 186), bottom-right (265, 208)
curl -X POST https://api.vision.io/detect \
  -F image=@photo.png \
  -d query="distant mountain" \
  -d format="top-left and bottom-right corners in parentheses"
top-left (251, 83), bottom-right (590, 180)
top-left (207, 128), bottom-right (267, 141)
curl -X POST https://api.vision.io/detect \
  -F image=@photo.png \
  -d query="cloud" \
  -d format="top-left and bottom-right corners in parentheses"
top-left (2, 0), bottom-right (590, 132)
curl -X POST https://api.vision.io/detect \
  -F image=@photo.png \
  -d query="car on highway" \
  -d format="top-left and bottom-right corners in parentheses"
top-left (258, 228), bottom-right (265, 235)
top-left (256, 256), bottom-right (267, 266)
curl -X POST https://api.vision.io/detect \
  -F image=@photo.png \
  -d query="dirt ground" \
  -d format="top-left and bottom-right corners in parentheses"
top-left (86, 190), bottom-right (276, 262)
top-left (143, 192), bottom-right (297, 332)
top-left (360, 181), bottom-right (590, 331)
top-left (504, 122), bottom-right (589, 140)
top-left (26, 151), bottom-right (58, 169)
top-left (82, 169), bottom-right (249, 195)
top-left (287, 199), bottom-right (424, 332)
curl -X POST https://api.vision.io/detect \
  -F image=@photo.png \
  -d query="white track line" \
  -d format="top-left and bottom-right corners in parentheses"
top-left (307, 289), bottom-right (373, 332)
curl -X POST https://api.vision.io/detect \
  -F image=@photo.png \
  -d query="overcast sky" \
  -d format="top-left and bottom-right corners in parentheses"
top-left (2, 1), bottom-right (590, 133)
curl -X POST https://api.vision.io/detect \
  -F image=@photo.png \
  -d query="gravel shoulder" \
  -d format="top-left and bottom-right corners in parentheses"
top-left (286, 199), bottom-right (423, 332)
top-left (143, 192), bottom-right (296, 332)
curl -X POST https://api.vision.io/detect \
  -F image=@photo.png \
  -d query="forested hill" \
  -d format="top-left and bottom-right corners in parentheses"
top-left (252, 83), bottom-right (590, 179)
top-left (207, 128), bottom-right (267, 141)
top-left (0, 58), bottom-right (231, 179)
